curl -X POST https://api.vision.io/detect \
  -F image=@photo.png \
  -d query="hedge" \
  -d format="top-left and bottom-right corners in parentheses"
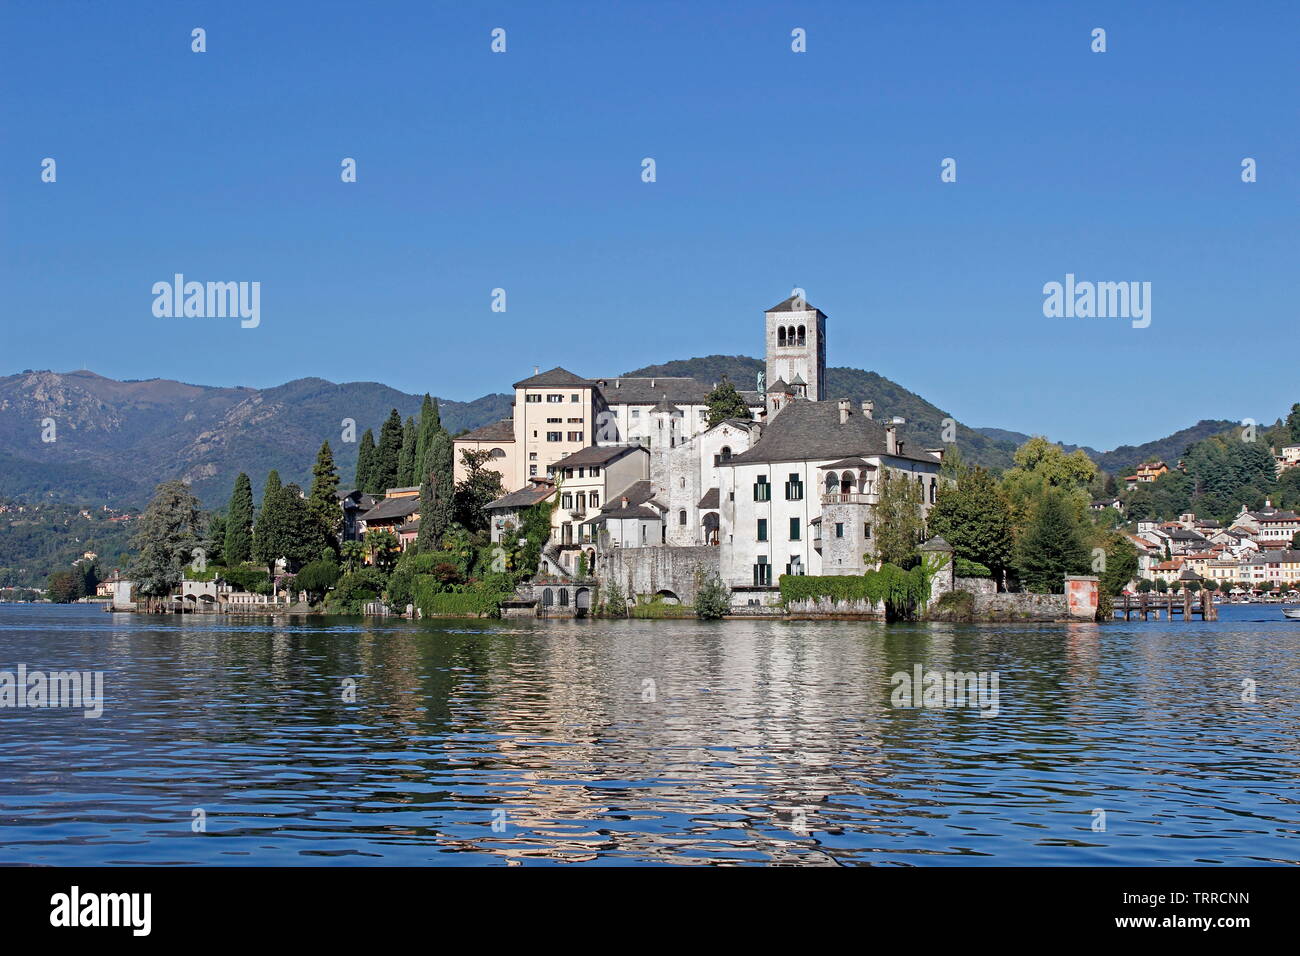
top-left (413, 575), bottom-right (510, 618)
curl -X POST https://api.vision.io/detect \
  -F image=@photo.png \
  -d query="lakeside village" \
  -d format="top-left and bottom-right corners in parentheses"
top-left (26, 296), bottom-right (1300, 624)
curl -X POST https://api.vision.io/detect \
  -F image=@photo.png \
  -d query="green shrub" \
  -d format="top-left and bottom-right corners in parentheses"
top-left (294, 558), bottom-right (340, 604)
top-left (780, 555), bottom-right (946, 621)
top-left (954, 557), bottom-right (992, 578)
top-left (413, 575), bottom-right (510, 617)
top-left (929, 589), bottom-right (975, 622)
top-left (330, 567), bottom-right (388, 613)
top-left (694, 571), bottom-right (730, 620)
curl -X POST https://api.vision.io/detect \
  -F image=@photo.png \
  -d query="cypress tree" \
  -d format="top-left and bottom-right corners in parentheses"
top-left (253, 470), bottom-right (283, 577)
top-left (223, 472), bottom-right (255, 567)
top-left (414, 394), bottom-right (440, 481)
top-left (355, 429), bottom-right (376, 492)
top-left (308, 441), bottom-right (341, 547)
top-left (397, 416), bottom-right (417, 487)
top-left (373, 409), bottom-right (404, 493)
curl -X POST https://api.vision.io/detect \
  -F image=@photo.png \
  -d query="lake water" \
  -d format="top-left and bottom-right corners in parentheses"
top-left (1, 602), bottom-right (1297, 866)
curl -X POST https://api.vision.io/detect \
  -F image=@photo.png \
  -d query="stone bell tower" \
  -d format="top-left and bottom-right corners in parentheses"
top-left (764, 293), bottom-right (826, 403)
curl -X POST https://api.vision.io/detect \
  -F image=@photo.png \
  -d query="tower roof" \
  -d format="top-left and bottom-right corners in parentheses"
top-left (766, 294), bottom-right (826, 317)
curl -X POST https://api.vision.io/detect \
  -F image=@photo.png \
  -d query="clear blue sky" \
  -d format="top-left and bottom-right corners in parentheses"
top-left (2, 0), bottom-right (1296, 449)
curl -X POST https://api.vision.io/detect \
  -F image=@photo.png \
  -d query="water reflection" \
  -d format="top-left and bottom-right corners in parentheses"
top-left (0, 604), bottom-right (1296, 865)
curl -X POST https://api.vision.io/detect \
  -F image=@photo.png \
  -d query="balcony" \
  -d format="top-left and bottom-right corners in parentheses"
top-left (823, 492), bottom-right (875, 505)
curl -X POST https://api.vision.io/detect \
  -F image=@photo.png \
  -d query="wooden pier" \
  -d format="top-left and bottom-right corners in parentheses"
top-left (1115, 591), bottom-right (1218, 622)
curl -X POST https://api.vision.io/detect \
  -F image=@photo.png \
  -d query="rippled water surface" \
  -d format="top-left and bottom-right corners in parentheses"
top-left (1, 603), bottom-right (1297, 865)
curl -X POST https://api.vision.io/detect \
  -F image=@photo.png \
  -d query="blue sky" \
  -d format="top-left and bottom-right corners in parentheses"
top-left (2, 0), bottom-right (1296, 449)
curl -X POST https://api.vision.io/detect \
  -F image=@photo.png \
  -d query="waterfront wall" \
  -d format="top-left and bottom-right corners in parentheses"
top-left (599, 545), bottom-right (719, 605)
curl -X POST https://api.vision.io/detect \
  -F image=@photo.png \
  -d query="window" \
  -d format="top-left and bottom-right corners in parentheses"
top-left (570, 394), bottom-right (580, 402)
top-left (720, 446), bottom-right (732, 461)
top-left (564, 468), bottom-right (574, 479)
top-left (929, 477), bottom-right (937, 504)
top-left (590, 493), bottom-right (599, 509)
top-left (835, 522), bottom-right (844, 538)
top-left (547, 417), bottom-right (562, 424)
top-left (562, 493), bottom-right (573, 509)
top-left (567, 431), bottom-right (583, 442)
top-left (757, 518), bottom-right (768, 542)
top-left (547, 394), bottom-right (564, 403)
top-left (679, 510), bottom-right (687, 525)
top-left (490, 448), bottom-right (506, 458)
top-left (785, 555), bottom-right (804, 576)
top-left (753, 557), bottom-right (771, 587)
top-left (864, 523), bottom-right (872, 538)
top-left (576, 492), bottom-right (586, 510)
top-left (529, 452), bottom-right (537, 460)
top-left (568, 418), bottom-right (583, 423)
top-left (680, 477), bottom-right (686, 488)
top-left (785, 472), bottom-right (804, 501)
top-left (529, 465), bottom-right (537, 476)
top-left (631, 409), bottom-right (640, 419)
top-left (590, 466), bottom-right (600, 477)
top-left (546, 431), bottom-right (562, 442)
top-left (753, 475), bottom-right (771, 502)
top-left (577, 467), bottom-right (585, 478)
top-left (790, 517), bottom-right (801, 541)
top-left (525, 393), bottom-right (541, 403)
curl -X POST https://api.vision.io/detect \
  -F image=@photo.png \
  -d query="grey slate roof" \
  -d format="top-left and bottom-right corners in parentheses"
top-left (697, 487), bottom-right (720, 510)
top-left (594, 376), bottom-right (762, 408)
top-left (513, 367), bottom-right (594, 388)
top-left (485, 484), bottom-right (556, 512)
top-left (457, 418), bottom-right (515, 442)
top-left (359, 495), bottom-right (421, 522)
top-left (550, 444), bottom-right (646, 469)
top-left (767, 294), bottom-right (826, 316)
top-left (650, 395), bottom-right (682, 414)
top-left (727, 400), bottom-right (940, 467)
top-left (584, 479), bottom-right (665, 522)
top-left (767, 378), bottom-right (789, 393)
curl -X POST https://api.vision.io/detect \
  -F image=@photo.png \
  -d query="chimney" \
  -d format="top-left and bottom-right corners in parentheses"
top-left (838, 399), bottom-right (850, 424)
top-left (862, 400), bottom-right (874, 420)
top-left (533, 365), bottom-right (540, 375)
top-left (650, 378), bottom-right (655, 388)
top-left (621, 496), bottom-right (629, 507)
top-left (885, 424), bottom-right (898, 456)
top-left (616, 379), bottom-right (621, 388)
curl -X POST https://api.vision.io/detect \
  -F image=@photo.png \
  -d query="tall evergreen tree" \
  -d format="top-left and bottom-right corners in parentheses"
top-left (255, 483), bottom-right (330, 576)
top-left (1014, 489), bottom-right (1090, 593)
top-left (223, 472), bottom-right (255, 567)
top-left (253, 470), bottom-right (283, 576)
top-left (373, 409), bottom-right (404, 493)
top-left (308, 441), bottom-right (341, 548)
top-left (927, 467), bottom-right (1014, 581)
top-left (355, 428), bottom-right (376, 492)
top-left (414, 394), bottom-right (440, 480)
top-left (397, 416), bottom-right (418, 487)
top-left (129, 480), bottom-right (205, 598)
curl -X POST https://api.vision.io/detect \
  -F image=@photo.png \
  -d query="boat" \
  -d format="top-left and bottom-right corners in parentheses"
top-left (1283, 608), bottom-right (1300, 620)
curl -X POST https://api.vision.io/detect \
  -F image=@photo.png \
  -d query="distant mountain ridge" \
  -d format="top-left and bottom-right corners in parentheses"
top-left (0, 370), bottom-right (511, 508)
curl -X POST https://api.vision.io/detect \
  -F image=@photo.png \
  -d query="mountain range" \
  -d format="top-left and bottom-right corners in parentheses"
top-left (0, 363), bottom-right (1255, 510)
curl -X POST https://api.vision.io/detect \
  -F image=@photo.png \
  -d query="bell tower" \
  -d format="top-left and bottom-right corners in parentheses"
top-left (764, 293), bottom-right (826, 403)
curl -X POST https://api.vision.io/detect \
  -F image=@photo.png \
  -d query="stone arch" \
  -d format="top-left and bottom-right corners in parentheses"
top-left (797, 325), bottom-right (806, 346)
top-left (541, 588), bottom-right (554, 607)
top-left (575, 587), bottom-right (591, 611)
top-left (777, 326), bottom-right (787, 347)
top-left (558, 588), bottom-right (569, 607)
top-left (489, 447), bottom-right (506, 458)
top-left (824, 471), bottom-right (838, 494)
top-left (656, 589), bottom-right (680, 605)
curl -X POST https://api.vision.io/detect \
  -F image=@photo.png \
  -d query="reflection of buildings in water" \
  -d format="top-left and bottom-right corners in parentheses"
top-left (458, 620), bottom-right (892, 863)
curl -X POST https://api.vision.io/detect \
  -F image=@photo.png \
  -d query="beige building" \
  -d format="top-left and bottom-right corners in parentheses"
top-left (453, 419), bottom-right (516, 487)
top-left (548, 445), bottom-right (650, 547)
